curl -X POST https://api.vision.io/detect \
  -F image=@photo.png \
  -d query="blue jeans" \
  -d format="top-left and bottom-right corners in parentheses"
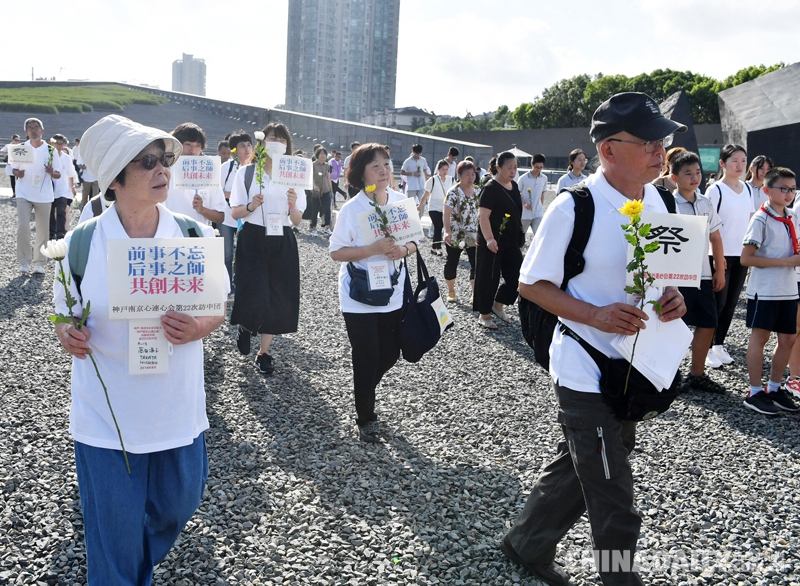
top-left (218, 223), bottom-right (236, 292)
top-left (74, 433), bottom-right (209, 585)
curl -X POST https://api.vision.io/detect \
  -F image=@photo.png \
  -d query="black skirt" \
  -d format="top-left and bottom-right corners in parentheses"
top-left (230, 222), bottom-right (300, 334)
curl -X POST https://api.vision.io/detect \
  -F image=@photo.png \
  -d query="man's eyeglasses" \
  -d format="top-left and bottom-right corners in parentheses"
top-left (131, 152), bottom-right (177, 170)
top-left (768, 185), bottom-right (798, 195)
top-left (605, 135), bottom-right (674, 154)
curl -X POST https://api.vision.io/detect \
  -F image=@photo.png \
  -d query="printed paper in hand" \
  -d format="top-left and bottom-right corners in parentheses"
top-left (271, 155), bottom-right (313, 189)
top-left (611, 288), bottom-right (693, 390)
top-left (357, 198), bottom-right (424, 245)
top-left (7, 144), bottom-right (35, 165)
top-left (627, 212), bottom-right (707, 288)
top-left (173, 156), bottom-right (221, 190)
top-left (128, 319), bottom-right (171, 374)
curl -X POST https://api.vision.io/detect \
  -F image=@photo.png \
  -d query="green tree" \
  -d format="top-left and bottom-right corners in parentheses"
top-left (723, 63), bottom-right (784, 87)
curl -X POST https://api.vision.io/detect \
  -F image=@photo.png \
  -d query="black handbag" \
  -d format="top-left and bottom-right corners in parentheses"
top-left (347, 261), bottom-right (400, 307)
top-left (560, 323), bottom-right (681, 422)
top-left (399, 249), bottom-right (443, 363)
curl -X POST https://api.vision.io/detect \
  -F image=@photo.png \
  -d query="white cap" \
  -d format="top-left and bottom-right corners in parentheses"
top-left (80, 115), bottom-right (181, 193)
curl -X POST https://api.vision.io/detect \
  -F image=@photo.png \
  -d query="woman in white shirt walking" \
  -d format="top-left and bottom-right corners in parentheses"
top-left (418, 159), bottom-right (454, 255)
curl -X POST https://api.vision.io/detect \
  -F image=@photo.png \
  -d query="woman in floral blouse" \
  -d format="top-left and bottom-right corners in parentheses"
top-left (443, 160), bottom-right (480, 303)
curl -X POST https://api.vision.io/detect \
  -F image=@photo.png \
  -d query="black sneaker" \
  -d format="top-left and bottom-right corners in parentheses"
top-left (358, 420), bottom-right (380, 443)
top-left (499, 536), bottom-right (570, 585)
top-left (254, 353), bottom-right (274, 375)
top-left (769, 388), bottom-right (800, 412)
top-left (743, 391), bottom-right (780, 415)
top-left (686, 373), bottom-right (726, 394)
top-left (236, 326), bottom-right (252, 355)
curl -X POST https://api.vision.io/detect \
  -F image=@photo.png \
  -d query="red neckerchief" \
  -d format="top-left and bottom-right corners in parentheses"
top-left (760, 203), bottom-right (800, 255)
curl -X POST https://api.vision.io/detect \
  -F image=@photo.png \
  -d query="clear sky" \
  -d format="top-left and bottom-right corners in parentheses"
top-left (4, 0), bottom-right (798, 118)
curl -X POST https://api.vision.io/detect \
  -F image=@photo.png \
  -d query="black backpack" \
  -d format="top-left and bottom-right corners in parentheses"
top-left (519, 184), bottom-right (676, 370)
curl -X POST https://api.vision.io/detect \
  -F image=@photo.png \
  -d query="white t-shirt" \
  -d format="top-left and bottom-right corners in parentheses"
top-left (54, 150), bottom-right (77, 199)
top-left (445, 158), bottom-right (457, 178)
top-left (329, 188), bottom-right (410, 314)
top-left (520, 169), bottom-right (669, 394)
top-left (218, 159), bottom-right (240, 228)
top-left (76, 154), bottom-right (97, 183)
top-left (8, 140), bottom-right (62, 203)
top-left (424, 175), bottom-right (454, 213)
top-left (401, 156), bottom-right (431, 191)
top-left (517, 171), bottom-right (548, 220)
top-left (704, 181), bottom-right (756, 256)
top-left (748, 181), bottom-right (768, 208)
top-left (53, 203), bottom-right (229, 453)
top-left (556, 171), bottom-right (588, 194)
top-left (71, 144), bottom-right (80, 162)
top-left (229, 164), bottom-right (307, 227)
top-left (743, 205), bottom-right (800, 301)
top-left (164, 174), bottom-right (228, 226)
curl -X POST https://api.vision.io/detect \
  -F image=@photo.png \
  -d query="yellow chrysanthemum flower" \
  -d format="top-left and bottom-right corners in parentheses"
top-left (504, 213), bottom-right (511, 218)
top-left (618, 199), bottom-right (644, 219)
top-left (365, 184), bottom-right (377, 193)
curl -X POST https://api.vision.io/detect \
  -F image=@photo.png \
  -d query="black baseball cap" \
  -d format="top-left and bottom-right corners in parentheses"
top-left (589, 92), bottom-right (687, 143)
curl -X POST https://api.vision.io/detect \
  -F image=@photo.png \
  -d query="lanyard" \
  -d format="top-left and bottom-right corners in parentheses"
top-left (760, 203), bottom-right (799, 255)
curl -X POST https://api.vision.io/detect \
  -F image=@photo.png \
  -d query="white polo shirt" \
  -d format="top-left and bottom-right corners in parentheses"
top-left (164, 174), bottom-right (228, 226)
top-left (743, 204), bottom-right (800, 301)
top-left (556, 171), bottom-right (588, 194)
top-left (520, 169), bottom-right (669, 393)
top-left (401, 156), bottom-right (431, 191)
top-left (517, 171), bottom-right (548, 220)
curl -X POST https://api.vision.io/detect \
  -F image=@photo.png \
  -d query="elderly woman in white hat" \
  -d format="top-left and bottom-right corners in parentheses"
top-left (51, 114), bottom-right (229, 585)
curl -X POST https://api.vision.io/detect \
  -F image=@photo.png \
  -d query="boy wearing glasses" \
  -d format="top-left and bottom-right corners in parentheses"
top-left (741, 167), bottom-right (800, 415)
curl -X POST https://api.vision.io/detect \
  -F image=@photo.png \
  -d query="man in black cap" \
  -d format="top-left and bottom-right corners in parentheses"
top-left (500, 93), bottom-right (688, 586)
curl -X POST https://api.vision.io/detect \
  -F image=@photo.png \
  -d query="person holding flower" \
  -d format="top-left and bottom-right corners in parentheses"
top-left (501, 93), bottom-right (687, 586)
top-left (50, 114), bottom-right (229, 585)
top-left (473, 151), bottom-right (523, 329)
top-left (516, 153), bottom-right (548, 242)
top-left (443, 160), bottom-right (480, 302)
top-left (230, 123), bottom-right (306, 375)
top-left (329, 143), bottom-right (417, 443)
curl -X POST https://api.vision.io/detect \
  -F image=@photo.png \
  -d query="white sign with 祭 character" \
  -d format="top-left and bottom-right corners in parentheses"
top-left (357, 198), bottom-right (424, 245)
top-left (7, 144), bottom-right (35, 165)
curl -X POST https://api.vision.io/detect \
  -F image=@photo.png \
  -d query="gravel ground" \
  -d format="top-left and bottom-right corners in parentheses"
top-left (1, 177), bottom-right (799, 586)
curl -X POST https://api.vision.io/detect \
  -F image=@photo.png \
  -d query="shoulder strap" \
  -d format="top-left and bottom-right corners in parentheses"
top-left (654, 184), bottom-right (677, 214)
top-left (171, 213), bottom-right (203, 237)
top-left (68, 216), bottom-right (100, 297)
top-left (244, 164), bottom-right (255, 197)
top-left (715, 184), bottom-right (723, 213)
top-left (90, 195), bottom-right (103, 217)
top-left (560, 184), bottom-right (595, 290)
top-left (224, 160), bottom-right (236, 188)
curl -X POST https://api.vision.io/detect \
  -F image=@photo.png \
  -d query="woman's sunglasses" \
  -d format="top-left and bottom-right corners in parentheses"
top-left (130, 152), bottom-right (177, 170)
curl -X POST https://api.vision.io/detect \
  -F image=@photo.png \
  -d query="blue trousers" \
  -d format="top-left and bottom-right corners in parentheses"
top-left (74, 433), bottom-right (208, 586)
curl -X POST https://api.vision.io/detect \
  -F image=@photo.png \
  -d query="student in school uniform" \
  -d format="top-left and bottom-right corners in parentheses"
top-left (555, 149), bottom-right (588, 193)
top-left (516, 153), bottom-right (548, 240)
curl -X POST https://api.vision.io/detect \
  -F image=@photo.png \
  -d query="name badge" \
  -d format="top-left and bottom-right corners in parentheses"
top-left (31, 174), bottom-right (43, 188)
top-left (266, 213), bottom-right (283, 236)
top-left (367, 261), bottom-right (392, 290)
top-left (128, 319), bottom-right (171, 375)
top-left (430, 296), bottom-right (454, 334)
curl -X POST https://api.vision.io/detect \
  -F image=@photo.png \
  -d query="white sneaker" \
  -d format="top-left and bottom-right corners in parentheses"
top-left (32, 265), bottom-right (45, 274)
top-left (311, 229), bottom-right (319, 236)
top-left (705, 349), bottom-right (723, 369)
top-left (19, 264), bottom-right (30, 274)
top-left (712, 344), bottom-right (734, 365)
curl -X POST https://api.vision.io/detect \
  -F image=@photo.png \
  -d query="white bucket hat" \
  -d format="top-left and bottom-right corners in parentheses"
top-left (80, 115), bottom-right (182, 193)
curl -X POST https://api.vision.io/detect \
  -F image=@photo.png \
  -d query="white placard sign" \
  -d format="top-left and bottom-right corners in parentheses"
top-left (107, 237), bottom-right (226, 319)
top-left (7, 144), bottom-right (35, 165)
top-left (357, 197), bottom-right (425, 245)
top-left (626, 212), bottom-right (707, 288)
top-left (128, 319), bottom-right (171, 374)
top-left (271, 155), bottom-right (313, 190)
top-left (173, 156), bottom-right (221, 190)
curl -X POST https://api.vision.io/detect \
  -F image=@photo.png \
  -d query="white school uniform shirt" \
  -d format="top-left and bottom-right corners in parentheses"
top-left (54, 150), bottom-right (77, 199)
top-left (704, 181), bottom-right (756, 256)
top-left (517, 171), bottom-right (548, 221)
top-left (401, 156), bottom-right (430, 191)
top-left (229, 164), bottom-right (307, 227)
top-left (520, 169), bottom-right (669, 394)
top-left (164, 174), bottom-right (228, 226)
top-left (53, 203), bottom-right (229, 453)
top-left (76, 154), bottom-right (97, 183)
top-left (8, 140), bottom-right (62, 203)
top-left (673, 191), bottom-right (723, 280)
top-left (71, 144), bottom-right (80, 161)
top-left (424, 175), bottom-right (455, 213)
top-left (329, 188), bottom-right (409, 314)
top-left (445, 159), bottom-right (457, 178)
top-left (556, 171), bottom-right (588, 194)
top-left (748, 181), bottom-right (768, 208)
top-left (743, 205), bottom-right (800, 301)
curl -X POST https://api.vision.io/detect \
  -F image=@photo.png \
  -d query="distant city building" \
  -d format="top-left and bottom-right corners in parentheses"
top-left (172, 53), bottom-right (206, 96)
top-left (285, 0), bottom-right (400, 122)
top-left (362, 107), bottom-right (431, 130)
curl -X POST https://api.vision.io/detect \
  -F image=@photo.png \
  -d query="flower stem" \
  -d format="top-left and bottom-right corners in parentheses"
top-left (88, 351), bottom-right (130, 474)
top-left (623, 329), bottom-right (640, 395)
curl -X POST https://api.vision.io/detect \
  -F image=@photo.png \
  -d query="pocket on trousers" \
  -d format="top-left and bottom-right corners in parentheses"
top-left (559, 409), bottom-right (621, 481)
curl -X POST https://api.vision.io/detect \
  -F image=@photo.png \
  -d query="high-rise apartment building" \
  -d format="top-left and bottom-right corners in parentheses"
top-left (285, 0), bottom-right (400, 121)
top-left (172, 53), bottom-right (206, 96)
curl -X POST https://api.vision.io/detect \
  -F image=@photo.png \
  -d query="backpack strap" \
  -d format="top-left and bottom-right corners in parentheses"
top-left (171, 213), bottom-right (204, 238)
top-left (223, 160), bottom-right (237, 191)
top-left (560, 183), bottom-right (595, 290)
top-left (90, 194), bottom-right (103, 217)
top-left (244, 164), bottom-right (255, 198)
top-left (653, 184), bottom-right (677, 214)
top-left (68, 216), bottom-right (100, 298)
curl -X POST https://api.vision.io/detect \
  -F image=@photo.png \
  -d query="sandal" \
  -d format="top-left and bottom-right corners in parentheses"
top-left (478, 316), bottom-right (498, 330)
top-left (446, 292), bottom-right (458, 303)
top-left (492, 307), bottom-right (512, 323)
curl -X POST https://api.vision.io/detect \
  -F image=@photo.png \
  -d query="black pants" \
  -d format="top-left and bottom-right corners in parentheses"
top-left (507, 384), bottom-right (643, 586)
top-left (444, 244), bottom-right (476, 281)
top-left (711, 255), bottom-right (748, 346)
top-left (9, 175), bottom-right (15, 195)
top-left (343, 310), bottom-right (401, 426)
top-left (310, 193), bottom-right (332, 228)
top-left (473, 244), bottom-right (522, 314)
top-left (49, 197), bottom-right (70, 239)
top-left (332, 180), bottom-right (345, 198)
top-left (429, 210), bottom-right (443, 249)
